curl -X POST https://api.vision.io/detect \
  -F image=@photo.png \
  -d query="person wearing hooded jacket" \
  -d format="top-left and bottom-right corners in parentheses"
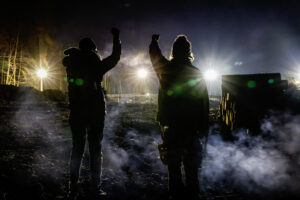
top-left (149, 34), bottom-right (209, 200)
top-left (62, 28), bottom-right (121, 199)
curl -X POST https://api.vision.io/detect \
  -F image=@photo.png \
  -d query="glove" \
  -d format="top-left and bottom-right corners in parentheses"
top-left (152, 34), bottom-right (160, 41)
top-left (111, 27), bottom-right (120, 37)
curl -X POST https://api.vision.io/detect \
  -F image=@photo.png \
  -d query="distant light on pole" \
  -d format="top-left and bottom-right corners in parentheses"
top-left (36, 69), bottom-right (47, 91)
top-left (137, 69), bottom-right (148, 79)
top-left (204, 70), bottom-right (218, 81)
top-left (36, 69), bottom-right (47, 78)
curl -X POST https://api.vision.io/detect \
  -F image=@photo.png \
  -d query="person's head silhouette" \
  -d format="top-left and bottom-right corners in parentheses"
top-left (79, 38), bottom-right (97, 51)
top-left (170, 35), bottom-right (194, 62)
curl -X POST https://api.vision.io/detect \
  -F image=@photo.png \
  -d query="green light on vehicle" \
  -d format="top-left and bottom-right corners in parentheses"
top-left (268, 79), bottom-right (274, 84)
top-left (247, 80), bottom-right (256, 88)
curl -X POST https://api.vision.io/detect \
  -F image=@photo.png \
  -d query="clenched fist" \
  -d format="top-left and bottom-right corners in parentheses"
top-left (152, 34), bottom-right (160, 41)
top-left (111, 27), bottom-right (120, 37)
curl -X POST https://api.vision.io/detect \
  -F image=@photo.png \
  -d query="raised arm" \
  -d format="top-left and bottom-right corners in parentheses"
top-left (149, 34), bottom-right (169, 74)
top-left (101, 27), bottom-right (121, 74)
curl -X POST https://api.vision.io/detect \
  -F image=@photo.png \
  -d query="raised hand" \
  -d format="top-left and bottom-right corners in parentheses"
top-left (152, 34), bottom-right (160, 41)
top-left (111, 27), bottom-right (120, 37)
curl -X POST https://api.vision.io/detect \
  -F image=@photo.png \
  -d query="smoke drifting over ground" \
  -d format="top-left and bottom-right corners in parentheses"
top-left (0, 87), bottom-right (71, 199)
top-left (202, 113), bottom-right (300, 196)
top-left (101, 97), bottom-right (300, 198)
top-left (100, 97), bottom-right (168, 199)
top-left (3, 88), bottom-right (168, 199)
top-left (1, 87), bottom-right (300, 199)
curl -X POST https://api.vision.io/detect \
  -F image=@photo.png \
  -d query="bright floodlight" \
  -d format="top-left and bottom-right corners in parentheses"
top-left (204, 70), bottom-right (217, 81)
top-left (36, 69), bottom-right (47, 79)
top-left (137, 69), bottom-right (148, 79)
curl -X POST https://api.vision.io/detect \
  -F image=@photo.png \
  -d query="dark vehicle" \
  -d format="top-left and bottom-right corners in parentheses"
top-left (220, 73), bottom-right (289, 134)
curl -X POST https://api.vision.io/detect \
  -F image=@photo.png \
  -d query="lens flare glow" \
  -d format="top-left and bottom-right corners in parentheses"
top-left (137, 69), bottom-right (148, 79)
top-left (204, 70), bottom-right (217, 81)
top-left (36, 69), bottom-right (47, 78)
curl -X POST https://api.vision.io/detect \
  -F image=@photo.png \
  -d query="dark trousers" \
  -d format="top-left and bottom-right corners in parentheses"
top-left (161, 125), bottom-right (203, 199)
top-left (69, 121), bottom-right (104, 189)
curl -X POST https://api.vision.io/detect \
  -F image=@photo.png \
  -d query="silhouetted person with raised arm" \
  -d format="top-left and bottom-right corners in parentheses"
top-left (149, 34), bottom-right (209, 200)
top-left (62, 28), bottom-right (121, 199)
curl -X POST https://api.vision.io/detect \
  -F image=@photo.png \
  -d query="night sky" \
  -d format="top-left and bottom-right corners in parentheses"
top-left (2, 0), bottom-right (300, 75)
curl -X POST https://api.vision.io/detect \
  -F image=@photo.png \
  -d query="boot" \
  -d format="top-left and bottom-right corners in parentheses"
top-left (67, 181), bottom-right (79, 200)
top-left (90, 185), bottom-right (107, 198)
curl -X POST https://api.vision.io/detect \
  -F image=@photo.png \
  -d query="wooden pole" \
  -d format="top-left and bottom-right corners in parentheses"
top-left (6, 46), bottom-right (12, 85)
top-left (12, 34), bottom-right (19, 86)
top-left (17, 48), bottom-right (22, 86)
top-left (1, 55), bottom-right (4, 84)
